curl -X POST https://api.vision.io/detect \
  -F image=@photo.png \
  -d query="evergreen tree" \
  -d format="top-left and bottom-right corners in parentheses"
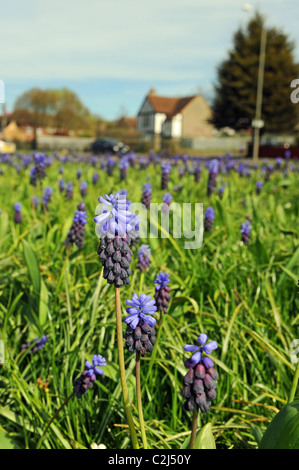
top-left (212, 13), bottom-right (298, 133)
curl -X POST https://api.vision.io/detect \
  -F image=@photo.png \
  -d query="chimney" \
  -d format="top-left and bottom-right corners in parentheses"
top-left (148, 87), bottom-right (156, 96)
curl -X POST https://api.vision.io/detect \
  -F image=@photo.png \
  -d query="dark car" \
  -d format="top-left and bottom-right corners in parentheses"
top-left (91, 138), bottom-right (129, 155)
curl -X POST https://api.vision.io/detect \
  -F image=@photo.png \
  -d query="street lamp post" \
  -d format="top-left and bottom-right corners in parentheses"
top-left (252, 24), bottom-right (267, 162)
top-left (242, 5), bottom-right (267, 163)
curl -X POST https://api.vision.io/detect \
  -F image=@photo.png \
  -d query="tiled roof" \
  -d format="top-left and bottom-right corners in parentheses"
top-left (147, 94), bottom-right (196, 118)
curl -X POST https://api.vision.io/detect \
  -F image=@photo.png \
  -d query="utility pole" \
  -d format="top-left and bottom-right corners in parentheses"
top-left (252, 24), bottom-right (267, 162)
top-left (2, 103), bottom-right (7, 131)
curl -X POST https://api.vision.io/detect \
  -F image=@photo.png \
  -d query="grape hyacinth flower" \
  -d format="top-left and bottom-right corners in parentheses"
top-left (264, 164), bottom-right (273, 182)
top-left (29, 153), bottom-right (46, 187)
top-left (162, 193), bottom-right (172, 213)
top-left (163, 193), bottom-right (172, 206)
top-left (120, 158), bottom-right (129, 181)
top-left (21, 335), bottom-right (48, 354)
top-left (92, 156), bottom-right (98, 168)
top-left (65, 205), bottom-right (87, 249)
top-left (240, 220), bottom-right (252, 244)
top-left (194, 164), bottom-right (201, 183)
top-left (14, 202), bottom-right (22, 224)
top-left (124, 294), bottom-right (157, 356)
top-left (178, 166), bottom-right (186, 180)
top-left (275, 157), bottom-right (283, 170)
top-left (31, 196), bottom-right (39, 210)
top-left (92, 172), bottom-right (99, 185)
top-left (141, 183), bottom-right (152, 209)
top-left (23, 156), bottom-right (32, 169)
top-left (77, 201), bottom-right (86, 211)
top-left (29, 167), bottom-right (37, 186)
top-left (80, 181), bottom-right (88, 197)
top-left (128, 212), bottom-right (140, 246)
top-left (154, 272), bottom-right (171, 313)
top-left (94, 193), bottom-right (137, 287)
top-left (182, 334), bottom-right (218, 413)
top-left (237, 163), bottom-right (246, 177)
top-left (204, 206), bottom-right (215, 233)
top-left (128, 153), bottom-right (136, 168)
top-left (161, 162), bottom-right (171, 190)
top-left (139, 157), bottom-right (148, 170)
top-left (73, 355), bottom-right (106, 399)
top-left (76, 169), bottom-right (82, 180)
top-left (95, 192), bottom-right (140, 448)
top-left (178, 167), bottom-right (185, 180)
top-left (218, 185), bottom-right (225, 198)
top-left (65, 182), bottom-right (73, 200)
top-left (59, 166), bottom-right (64, 174)
top-left (106, 157), bottom-right (115, 176)
top-left (59, 178), bottom-right (65, 193)
top-left (207, 159), bottom-right (219, 196)
top-left (256, 181), bottom-right (263, 195)
top-left (138, 244), bottom-right (151, 271)
top-left (42, 187), bottom-right (53, 211)
top-left (285, 149), bottom-right (291, 159)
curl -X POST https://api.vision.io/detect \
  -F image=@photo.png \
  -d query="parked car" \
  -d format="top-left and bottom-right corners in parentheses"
top-left (0, 139), bottom-right (16, 154)
top-left (91, 138), bottom-right (129, 155)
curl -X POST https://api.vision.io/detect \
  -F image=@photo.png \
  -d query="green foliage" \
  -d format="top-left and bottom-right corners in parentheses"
top-left (259, 401), bottom-right (299, 449)
top-left (0, 426), bottom-right (21, 449)
top-left (13, 87), bottom-right (93, 132)
top-left (181, 423), bottom-right (216, 449)
top-left (0, 157), bottom-right (298, 449)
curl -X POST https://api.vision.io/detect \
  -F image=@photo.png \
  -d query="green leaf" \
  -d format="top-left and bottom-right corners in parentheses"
top-left (259, 401), bottom-right (299, 449)
top-left (278, 246), bottom-right (299, 287)
top-left (0, 426), bottom-right (21, 449)
top-left (39, 280), bottom-right (49, 327)
top-left (181, 423), bottom-right (216, 449)
top-left (195, 423), bottom-right (216, 449)
top-left (276, 204), bottom-right (286, 224)
top-left (277, 179), bottom-right (291, 187)
top-left (250, 424), bottom-right (263, 445)
top-left (22, 240), bottom-right (41, 296)
top-left (0, 211), bottom-right (9, 241)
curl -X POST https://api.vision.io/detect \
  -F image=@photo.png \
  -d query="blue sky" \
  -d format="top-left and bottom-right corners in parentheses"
top-left (0, 0), bottom-right (298, 120)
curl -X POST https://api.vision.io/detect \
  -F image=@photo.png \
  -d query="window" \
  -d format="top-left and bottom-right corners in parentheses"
top-left (143, 114), bottom-right (150, 128)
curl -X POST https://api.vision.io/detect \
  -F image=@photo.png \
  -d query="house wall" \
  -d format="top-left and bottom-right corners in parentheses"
top-left (171, 113), bottom-right (182, 138)
top-left (154, 113), bottom-right (167, 134)
top-left (181, 96), bottom-right (214, 138)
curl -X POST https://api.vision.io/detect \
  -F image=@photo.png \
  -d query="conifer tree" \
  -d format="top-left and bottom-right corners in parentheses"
top-left (212, 13), bottom-right (298, 133)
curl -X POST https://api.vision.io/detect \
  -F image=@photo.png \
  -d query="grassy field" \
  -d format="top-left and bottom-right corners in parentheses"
top-left (0, 153), bottom-right (298, 449)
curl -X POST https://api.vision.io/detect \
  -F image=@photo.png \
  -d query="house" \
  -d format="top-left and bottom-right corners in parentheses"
top-left (137, 88), bottom-right (214, 150)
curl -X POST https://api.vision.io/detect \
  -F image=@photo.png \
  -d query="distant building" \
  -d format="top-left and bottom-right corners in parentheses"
top-left (115, 116), bottom-right (137, 129)
top-left (137, 88), bottom-right (214, 150)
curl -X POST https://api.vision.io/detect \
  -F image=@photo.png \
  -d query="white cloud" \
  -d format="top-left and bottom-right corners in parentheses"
top-left (0, 0), bottom-right (297, 83)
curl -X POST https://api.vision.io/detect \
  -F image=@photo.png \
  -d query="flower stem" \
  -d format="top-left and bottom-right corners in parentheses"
top-left (115, 287), bottom-right (139, 449)
top-left (189, 409), bottom-right (198, 449)
top-left (139, 271), bottom-right (145, 294)
top-left (36, 391), bottom-right (75, 449)
top-left (288, 362), bottom-right (299, 404)
top-left (136, 351), bottom-right (148, 449)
